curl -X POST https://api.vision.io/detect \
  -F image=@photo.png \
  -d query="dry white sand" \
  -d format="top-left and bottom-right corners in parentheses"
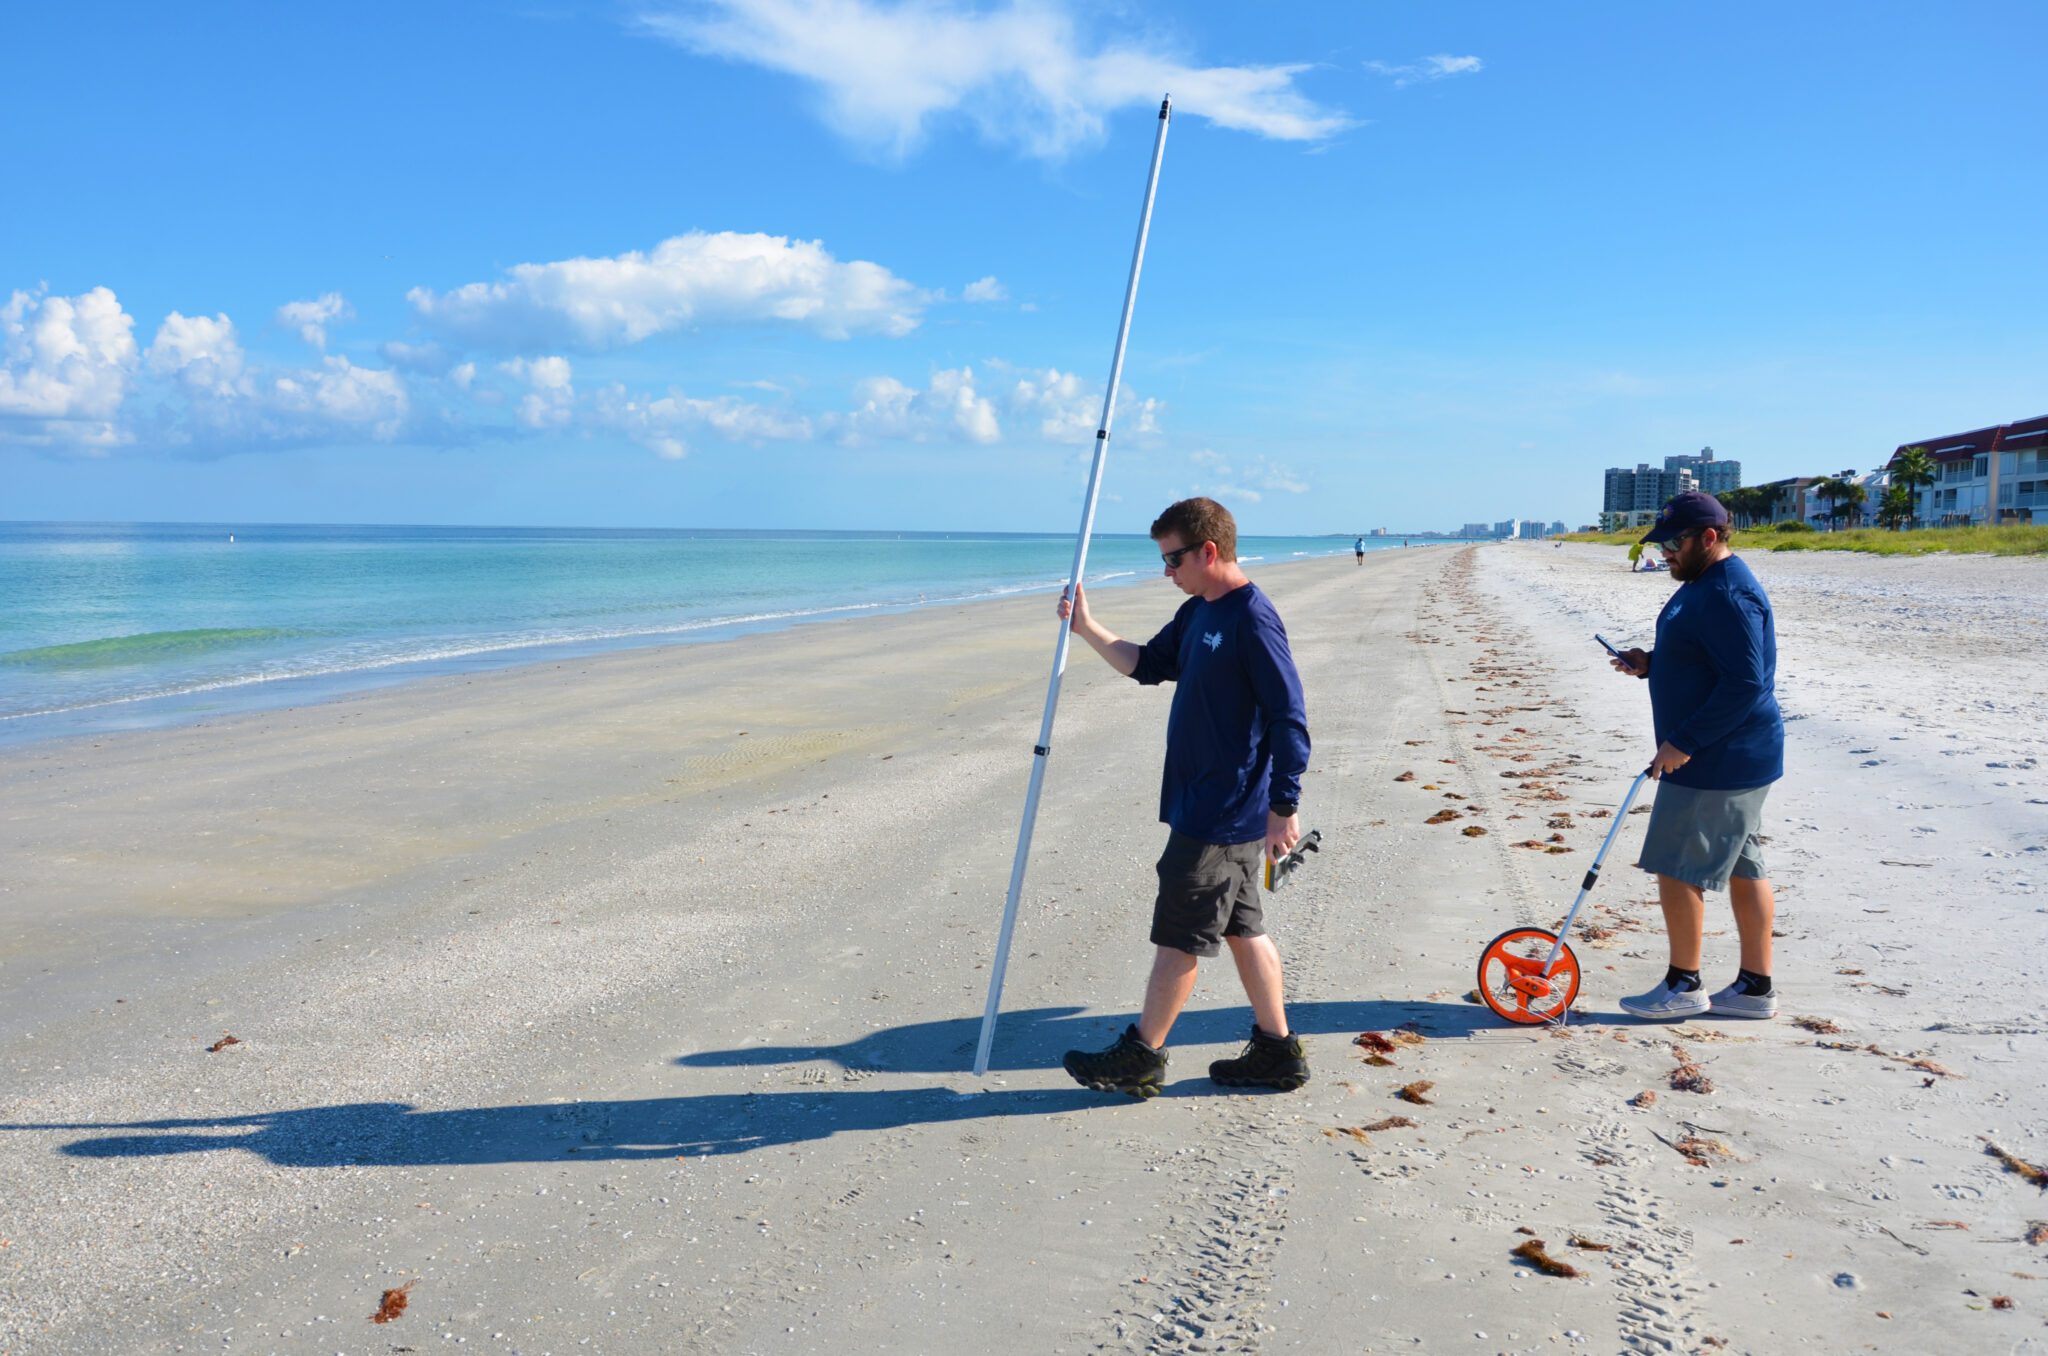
top-left (2, 543), bottom-right (2044, 1354)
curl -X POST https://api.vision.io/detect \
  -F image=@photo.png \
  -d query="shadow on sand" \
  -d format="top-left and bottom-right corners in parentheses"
top-left (1, 1000), bottom-right (1495, 1167)
top-left (677, 998), bottom-right (1499, 1075)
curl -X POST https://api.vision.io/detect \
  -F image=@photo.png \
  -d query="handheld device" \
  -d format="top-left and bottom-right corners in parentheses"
top-left (1595, 634), bottom-right (1625, 659)
top-left (1264, 829), bottom-right (1323, 891)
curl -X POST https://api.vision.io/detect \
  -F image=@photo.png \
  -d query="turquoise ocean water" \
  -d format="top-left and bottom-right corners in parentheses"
top-left (0, 522), bottom-right (1423, 744)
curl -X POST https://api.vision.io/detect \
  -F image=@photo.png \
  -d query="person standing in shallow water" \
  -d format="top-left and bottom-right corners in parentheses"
top-left (1609, 492), bottom-right (1785, 1021)
top-left (1055, 497), bottom-right (1312, 1097)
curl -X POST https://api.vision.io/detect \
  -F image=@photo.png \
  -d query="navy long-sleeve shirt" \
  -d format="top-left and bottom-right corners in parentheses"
top-left (1129, 582), bottom-right (1311, 845)
top-left (1646, 554), bottom-right (1784, 790)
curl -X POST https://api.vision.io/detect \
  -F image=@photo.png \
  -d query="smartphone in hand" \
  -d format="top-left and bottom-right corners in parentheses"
top-left (1595, 633), bottom-right (1624, 659)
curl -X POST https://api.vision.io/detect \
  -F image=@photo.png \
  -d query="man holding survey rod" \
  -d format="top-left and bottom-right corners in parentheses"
top-left (1056, 497), bottom-right (1313, 1097)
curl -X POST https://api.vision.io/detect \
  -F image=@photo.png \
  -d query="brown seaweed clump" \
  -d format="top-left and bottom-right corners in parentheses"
top-left (1628, 1090), bottom-right (1657, 1109)
top-left (1425, 809), bottom-right (1461, 825)
top-left (1510, 1239), bottom-right (1580, 1278)
top-left (1983, 1140), bottom-right (2048, 1189)
top-left (1792, 1016), bottom-right (1842, 1035)
top-left (1362, 1116), bottom-right (1420, 1132)
top-left (205, 1035), bottom-right (241, 1054)
top-left (1462, 825), bottom-right (1489, 837)
top-left (1354, 1031), bottom-right (1397, 1055)
top-left (370, 1281), bottom-right (415, 1324)
top-left (1669, 1044), bottom-right (1714, 1094)
top-left (1396, 1080), bottom-right (1436, 1105)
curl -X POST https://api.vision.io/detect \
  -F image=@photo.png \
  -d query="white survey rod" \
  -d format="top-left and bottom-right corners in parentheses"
top-left (973, 95), bottom-right (1172, 1077)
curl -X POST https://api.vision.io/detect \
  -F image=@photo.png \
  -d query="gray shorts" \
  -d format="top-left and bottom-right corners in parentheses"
top-left (1635, 781), bottom-right (1770, 892)
top-left (1151, 831), bottom-right (1266, 957)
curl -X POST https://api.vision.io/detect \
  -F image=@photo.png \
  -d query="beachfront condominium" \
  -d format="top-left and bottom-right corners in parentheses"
top-left (1664, 447), bottom-right (1742, 497)
top-left (1600, 461), bottom-right (1699, 530)
top-left (1889, 415), bottom-right (2048, 526)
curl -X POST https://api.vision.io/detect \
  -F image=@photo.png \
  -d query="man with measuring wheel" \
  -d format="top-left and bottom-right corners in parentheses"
top-left (1056, 497), bottom-right (1312, 1095)
top-left (1609, 491), bottom-right (1785, 1021)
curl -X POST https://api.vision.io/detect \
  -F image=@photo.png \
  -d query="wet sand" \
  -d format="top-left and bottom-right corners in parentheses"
top-left (2, 542), bottom-right (2044, 1353)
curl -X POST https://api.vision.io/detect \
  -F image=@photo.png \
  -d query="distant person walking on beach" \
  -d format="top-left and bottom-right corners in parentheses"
top-left (1056, 497), bottom-right (1313, 1095)
top-left (1354, 536), bottom-right (1365, 564)
top-left (1608, 492), bottom-right (1785, 1020)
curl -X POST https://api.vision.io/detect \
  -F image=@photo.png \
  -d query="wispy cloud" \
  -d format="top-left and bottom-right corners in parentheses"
top-left (636, 0), bottom-right (1352, 159)
top-left (962, 275), bottom-right (1007, 303)
top-left (1187, 449), bottom-right (1309, 502)
top-left (1365, 54), bottom-right (1484, 90)
top-left (408, 230), bottom-right (927, 352)
top-left (275, 292), bottom-right (353, 350)
top-left (594, 382), bottom-right (814, 459)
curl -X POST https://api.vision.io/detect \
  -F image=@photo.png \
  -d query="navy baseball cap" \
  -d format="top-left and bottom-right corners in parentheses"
top-left (1640, 490), bottom-right (1730, 545)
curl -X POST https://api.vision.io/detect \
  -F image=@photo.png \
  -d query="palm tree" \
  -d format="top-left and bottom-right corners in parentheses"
top-left (1833, 480), bottom-right (1868, 529)
top-left (1890, 445), bottom-right (1937, 529)
top-left (1809, 476), bottom-right (1847, 530)
top-left (1876, 484), bottom-right (1915, 530)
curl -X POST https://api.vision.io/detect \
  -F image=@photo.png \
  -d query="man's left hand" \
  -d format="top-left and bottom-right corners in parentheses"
top-left (1647, 740), bottom-right (1691, 779)
top-left (1267, 811), bottom-right (1301, 862)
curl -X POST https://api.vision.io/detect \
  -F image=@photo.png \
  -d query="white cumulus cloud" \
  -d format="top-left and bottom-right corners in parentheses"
top-left (1005, 366), bottom-right (1160, 442)
top-left (148, 312), bottom-right (246, 394)
top-left (838, 366), bottom-right (999, 444)
top-left (962, 275), bottom-right (1007, 303)
top-left (145, 311), bottom-right (410, 449)
top-left (407, 230), bottom-right (926, 352)
top-left (637, 0), bottom-right (1351, 159)
top-left (1365, 54), bottom-right (1484, 89)
top-left (500, 355), bottom-right (576, 429)
top-left (0, 286), bottom-right (138, 448)
top-left (275, 292), bottom-right (354, 350)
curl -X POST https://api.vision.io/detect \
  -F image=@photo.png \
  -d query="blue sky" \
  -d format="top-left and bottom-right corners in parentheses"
top-left (4, 1), bottom-right (2043, 534)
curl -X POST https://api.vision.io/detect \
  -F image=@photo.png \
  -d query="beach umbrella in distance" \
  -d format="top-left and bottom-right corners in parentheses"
top-left (972, 96), bottom-right (1174, 1078)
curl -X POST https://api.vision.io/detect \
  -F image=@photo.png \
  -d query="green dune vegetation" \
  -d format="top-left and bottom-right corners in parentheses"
top-left (1559, 522), bottom-right (2048, 556)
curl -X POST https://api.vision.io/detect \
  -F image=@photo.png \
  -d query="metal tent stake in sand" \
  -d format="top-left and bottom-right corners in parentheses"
top-left (972, 95), bottom-right (1172, 1078)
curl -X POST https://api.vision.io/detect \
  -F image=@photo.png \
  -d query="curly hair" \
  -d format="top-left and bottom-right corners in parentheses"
top-left (1150, 497), bottom-right (1237, 562)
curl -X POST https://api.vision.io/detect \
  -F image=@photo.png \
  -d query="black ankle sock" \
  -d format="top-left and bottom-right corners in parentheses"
top-left (1733, 968), bottom-right (1773, 997)
top-left (1663, 965), bottom-right (1702, 993)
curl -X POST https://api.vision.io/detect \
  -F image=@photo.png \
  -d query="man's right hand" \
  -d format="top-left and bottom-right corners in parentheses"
top-left (1058, 582), bottom-right (1090, 629)
top-left (1610, 647), bottom-right (1649, 678)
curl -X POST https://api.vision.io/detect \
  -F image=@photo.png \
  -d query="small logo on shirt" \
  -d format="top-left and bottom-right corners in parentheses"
top-left (1202, 631), bottom-right (1223, 652)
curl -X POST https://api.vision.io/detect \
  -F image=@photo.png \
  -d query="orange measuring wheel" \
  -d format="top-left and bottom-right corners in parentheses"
top-left (1477, 927), bottom-right (1582, 1025)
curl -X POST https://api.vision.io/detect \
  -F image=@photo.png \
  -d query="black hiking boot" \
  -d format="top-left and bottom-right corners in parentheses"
top-left (1209, 1025), bottom-right (1309, 1091)
top-left (1063, 1024), bottom-right (1168, 1099)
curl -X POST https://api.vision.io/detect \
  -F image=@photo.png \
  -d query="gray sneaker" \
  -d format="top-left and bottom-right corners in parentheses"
top-left (1709, 984), bottom-right (1779, 1019)
top-left (1619, 979), bottom-right (1711, 1020)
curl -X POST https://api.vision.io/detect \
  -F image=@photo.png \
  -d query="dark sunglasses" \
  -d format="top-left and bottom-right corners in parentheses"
top-left (1657, 529), bottom-right (1702, 555)
top-left (1161, 544), bottom-right (1199, 568)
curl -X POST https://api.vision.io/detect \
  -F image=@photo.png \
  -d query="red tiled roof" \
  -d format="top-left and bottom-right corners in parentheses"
top-left (1891, 415), bottom-right (2048, 466)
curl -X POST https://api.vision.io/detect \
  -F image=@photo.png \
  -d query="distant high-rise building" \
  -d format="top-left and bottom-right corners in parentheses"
top-left (1460, 522), bottom-right (1490, 539)
top-left (1665, 446), bottom-right (1742, 496)
top-left (1602, 458), bottom-right (1704, 528)
top-left (1494, 518), bottom-right (1521, 539)
top-left (1549, 520), bottom-right (1568, 537)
